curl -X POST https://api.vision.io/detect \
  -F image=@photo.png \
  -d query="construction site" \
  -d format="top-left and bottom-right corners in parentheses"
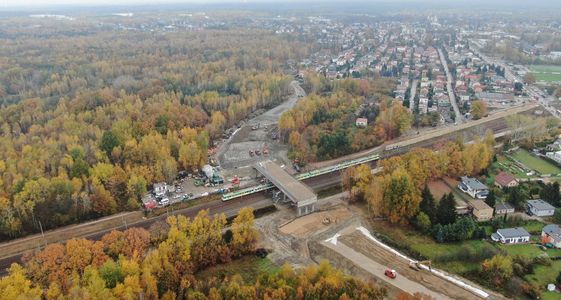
top-left (254, 192), bottom-right (506, 300)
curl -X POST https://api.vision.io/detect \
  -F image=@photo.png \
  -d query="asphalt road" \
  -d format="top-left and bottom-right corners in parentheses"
top-left (409, 79), bottom-right (418, 112)
top-left (438, 47), bottom-right (463, 124)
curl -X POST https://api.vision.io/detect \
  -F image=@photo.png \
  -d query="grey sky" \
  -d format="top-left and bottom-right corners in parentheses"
top-left (1, 0), bottom-right (261, 7)
top-left (1, 0), bottom-right (559, 8)
top-left (0, 0), bottom-right (248, 7)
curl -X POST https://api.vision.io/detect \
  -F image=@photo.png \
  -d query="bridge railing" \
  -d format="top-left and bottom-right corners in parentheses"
top-left (222, 153), bottom-right (380, 201)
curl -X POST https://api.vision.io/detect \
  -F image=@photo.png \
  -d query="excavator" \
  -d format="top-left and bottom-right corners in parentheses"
top-left (409, 260), bottom-right (432, 271)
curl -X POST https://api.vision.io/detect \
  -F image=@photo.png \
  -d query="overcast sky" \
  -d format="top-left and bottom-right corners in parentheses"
top-left (1, 0), bottom-right (257, 7)
top-left (1, 0), bottom-right (559, 8)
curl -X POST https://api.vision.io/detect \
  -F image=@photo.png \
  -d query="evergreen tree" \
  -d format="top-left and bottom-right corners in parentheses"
top-left (485, 189), bottom-right (496, 209)
top-left (507, 186), bottom-right (526, 210)
top-left (541, 182), bottom-right (561, 207)
top-left (437, 193), bottom-right (457, 225)
top-left (420, 185), bottom-right (437, 222)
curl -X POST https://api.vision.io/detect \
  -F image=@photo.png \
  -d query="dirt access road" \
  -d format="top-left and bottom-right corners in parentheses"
top-left (332, 228), bottom-right (505, 300)
top-left (322, 240), bottom-right (451, 299)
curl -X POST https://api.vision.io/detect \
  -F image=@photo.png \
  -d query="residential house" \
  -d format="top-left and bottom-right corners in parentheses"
top-left (526, 199), bottom-right (555, 217)
top-left (546, 151), bottom-right (561, 165)
top-left (469, 200), bottom-right (493, 221)
top-left (153, 182), bottom-right (168, 197)
top-left (541, 224), bottom-right (561, 248)
top-left (495, 202), bottom-right (515, 215)
top-left (546, 138), bottom-right (561, 151)
top-left (491, 227), bottom-right (531, 244)
top-left (458, 176), bottom-right (489, 199)
top-left (355, 118), bottom-right (368, 127)
top-left (494, 171), bottom-right (518, 188)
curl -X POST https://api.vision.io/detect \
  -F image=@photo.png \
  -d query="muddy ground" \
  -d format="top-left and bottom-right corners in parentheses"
top-left (255, 192), bottom-right (502, 299)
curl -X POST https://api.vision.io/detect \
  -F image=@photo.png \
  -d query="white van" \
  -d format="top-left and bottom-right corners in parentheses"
top-left (159, 198), bottom-right (170, 206)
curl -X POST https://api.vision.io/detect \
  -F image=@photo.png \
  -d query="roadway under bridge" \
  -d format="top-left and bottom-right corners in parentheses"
top-left (254, 160), bottom-right (317, 216)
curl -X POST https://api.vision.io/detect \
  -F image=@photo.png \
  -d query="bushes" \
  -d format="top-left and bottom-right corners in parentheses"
top-left (432, 217), bottom-right (478, 243)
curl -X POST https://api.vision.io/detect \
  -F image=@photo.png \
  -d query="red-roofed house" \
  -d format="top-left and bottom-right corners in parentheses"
top-left (494, 171), bottom-right (518, 188)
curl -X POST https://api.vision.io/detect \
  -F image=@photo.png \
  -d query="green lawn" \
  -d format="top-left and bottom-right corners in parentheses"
top-left (525, 221), bottom-right (548, 234)
top-left (529, 65), bottom-right (561, 82)
top-left (510, 149), bottom-right (561, 175)
top-left (498, 243), bottom-right (544, 258)
top-left (542, 291), bottom-right (561, 300)
top-left (196, 256), bottom-right (279, 283)
top-left (525, 260), bottom-right (561, 289)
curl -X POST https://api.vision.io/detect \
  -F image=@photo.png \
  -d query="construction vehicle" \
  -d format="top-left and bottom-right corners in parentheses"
top-left (194, 179), bottom-right (204, 186)
top-left (249, 150), bottom-right (254, 157)
top-left (384, 269), bottom-right (397, 279)
top-left (322, 217), bottom-right (331, 225)
top-left (409, 260), bottom-right (432, 271)
top-left (255, 149), bottom-right (261, 156)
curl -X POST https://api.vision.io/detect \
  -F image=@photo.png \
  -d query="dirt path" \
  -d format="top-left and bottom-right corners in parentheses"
top-left (322, 240), bottom-right (452, 299)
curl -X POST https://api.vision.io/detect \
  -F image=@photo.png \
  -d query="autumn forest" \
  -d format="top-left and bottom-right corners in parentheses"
top-left (0, 17), bottom-right (313, 240)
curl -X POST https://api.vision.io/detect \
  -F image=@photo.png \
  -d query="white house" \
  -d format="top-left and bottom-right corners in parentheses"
top-left (458, 176), bottom-right (489, 199)
top-left (546, 151), bottom-right (561, 165)
top-left (355, 118), bottom-right (368, 127)
top-left (526, 199), bottom-right (555, 217)
top-left (491, 227), bottom-right (531, 244)
top-left (153, 182), bottom-right (168, 197)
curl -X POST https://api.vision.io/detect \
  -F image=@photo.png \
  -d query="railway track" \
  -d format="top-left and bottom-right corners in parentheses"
top-left (0, 104), bottom-right (537, 275)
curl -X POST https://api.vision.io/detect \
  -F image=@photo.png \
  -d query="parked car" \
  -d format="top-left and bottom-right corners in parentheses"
top-left (159, 198), bottom-right (170, 206)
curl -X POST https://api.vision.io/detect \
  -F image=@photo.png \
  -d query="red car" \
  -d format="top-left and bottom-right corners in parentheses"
top-left (384, 269), bottom-right (397, 279)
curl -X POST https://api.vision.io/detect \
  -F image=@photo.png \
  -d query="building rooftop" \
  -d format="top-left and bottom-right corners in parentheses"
top-left (460, 176), bottom-right (488, 190)
top-left (495, 202), bottom-right (514, 211)
top-left (497, 227), bottom-right (531, 239)
top-left (527, 199), bottom-right (555, 211)
top-left (495, 171), bottom-right (516, 187)
top-left (543, 224), bottom-right (561, 240)
top-left (469, 200), bottom-right (493, 211)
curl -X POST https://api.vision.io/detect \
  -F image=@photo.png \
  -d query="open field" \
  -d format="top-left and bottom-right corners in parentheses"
top-left (529, 65), bottom-right (561, 82)
top-left (510, 149), bottom-right (561, 175)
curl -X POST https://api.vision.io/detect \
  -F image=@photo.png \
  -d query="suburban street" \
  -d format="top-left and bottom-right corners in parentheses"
top-left (438, 48), bottom-right (463, 124)
top-left (409, 79), bottom-right (418, 112)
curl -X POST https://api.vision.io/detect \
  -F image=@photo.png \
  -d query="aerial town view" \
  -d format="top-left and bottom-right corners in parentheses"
top-left (2, 0), bottom-right (561, 299)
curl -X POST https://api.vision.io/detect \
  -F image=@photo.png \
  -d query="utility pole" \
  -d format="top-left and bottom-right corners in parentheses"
top-left (121, 215), bottom-right (128, 230)
top-left (38, 220), bottom-right (46, 248)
